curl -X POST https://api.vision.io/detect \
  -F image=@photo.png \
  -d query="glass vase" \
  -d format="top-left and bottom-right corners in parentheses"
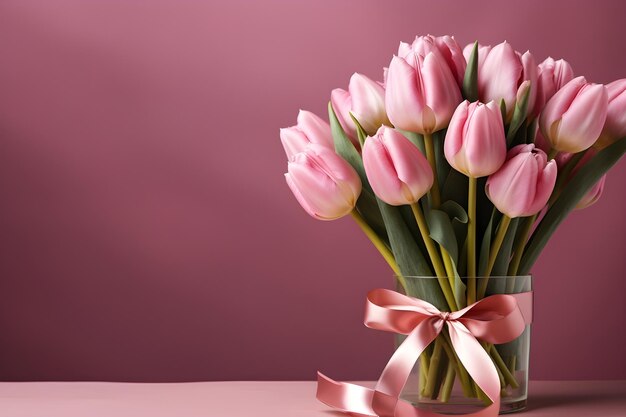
top-left (396, 275), bottom-right (532, 415)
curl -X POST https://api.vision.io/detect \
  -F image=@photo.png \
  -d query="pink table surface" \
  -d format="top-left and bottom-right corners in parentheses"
top-left (0, 380), bottom-right (624, 417)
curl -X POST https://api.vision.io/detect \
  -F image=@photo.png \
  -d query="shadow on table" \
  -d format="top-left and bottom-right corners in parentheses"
top-left (527, 392), bottom-right (626, 411)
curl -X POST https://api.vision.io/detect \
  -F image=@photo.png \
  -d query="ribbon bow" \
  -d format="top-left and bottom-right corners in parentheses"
top-left (317, 289), bottom-right (533, 417)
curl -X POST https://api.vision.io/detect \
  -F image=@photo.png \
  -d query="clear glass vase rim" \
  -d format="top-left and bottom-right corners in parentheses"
top-left (396, 275), bottom-right (532, 280)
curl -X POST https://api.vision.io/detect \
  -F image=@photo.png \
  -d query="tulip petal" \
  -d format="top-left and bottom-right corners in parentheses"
top-left (385, 56), bottom-right (426, 132)
top-left (526, 159), bottom-right (557, 215)
top-left (330, 88), bottom-right (357, 140)
top-left (539, 76), bottom-right (586, 142)
top-left (555, 83), bottom-right (608, 152)
top-left (349, 73), bottom-right (389, 134)
top-left (479, 42), bottom-right (522, 113)
top-left (297, 110), bottom-right (334, 149)
top-left (421, 52), bottom-right (461, 131)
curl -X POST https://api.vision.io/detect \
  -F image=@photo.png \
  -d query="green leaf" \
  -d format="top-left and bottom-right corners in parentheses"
top-left (426, 209), bottom-right (459, 264)
top-left (328, 101), bottom-right (387, 242)
top-left (463, 41), bottom-right (479, 102)
top-left (441, 168), bottom-right (468, 208)
top-left (489, 218), bottom-right (519, 292)
top-left (499, 98), bottom-right (507, 122)
top-left (376, 200), bottom-right (448, 310)
top-left (519, 137), bottom-right (626, 274)
top-left (440, 200), bottom-right (469, 250)
top-left (349, 112), bottom-right (368, 148)
top-left (440, 200), bottom-right (468, 224)
top-left (506, 85), bottom-right (530, 146)
top-left (356, 188), bottom-right (388, 243)
top-left (425, 208), bottom-right (467, 307)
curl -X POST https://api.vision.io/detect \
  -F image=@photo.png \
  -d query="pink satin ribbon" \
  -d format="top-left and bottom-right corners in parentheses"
top-left (317, 289), bottom-right (533, 417)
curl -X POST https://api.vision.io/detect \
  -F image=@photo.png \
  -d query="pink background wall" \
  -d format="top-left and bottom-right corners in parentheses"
top-left (0, 0), bottom-right (624, 381)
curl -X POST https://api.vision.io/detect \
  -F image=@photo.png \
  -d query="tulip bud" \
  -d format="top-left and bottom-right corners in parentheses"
top-left (596, 78), bottom-right (626, 149)
top-left (399, 35), bottom-right (466, 86)
top-left (362, 126), bottom-right (433, 206)
top-left (444, 100), bottom-right (506, 178)
top-left (349, 73), bottom-right (390, 134)
top-left (576, 175), bottom-right (606, 210)
top-left (535, 57), bottom-right (574, 116)
top-left (476, 42), bottom-right (537, 118)
top-left (331, 73), bottom-right (390, 139)
top-left (539, 76), bottom-right (608, 153)
top-left (330, 88), bottom-right (357, 141)
top-left (486, 144), bottom-right (557, 218)
top-left (285, 144), bottom-right (361, 220)
top-left (280, 110), bottom-right (334, 159)
top-left (385, 50), bottom-right (461, 134)
top-left (560, 148), bottom-right (606, 210)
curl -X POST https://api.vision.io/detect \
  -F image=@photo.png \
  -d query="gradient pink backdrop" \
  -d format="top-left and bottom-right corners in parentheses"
top-left (0, 0), bottom-right (624, 382)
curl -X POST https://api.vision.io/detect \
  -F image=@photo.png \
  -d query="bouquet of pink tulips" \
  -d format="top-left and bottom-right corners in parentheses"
top-left (281, 35), bottom-right (626, 407)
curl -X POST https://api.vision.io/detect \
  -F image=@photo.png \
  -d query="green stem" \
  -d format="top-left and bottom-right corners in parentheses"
top-left (423, 338), bottom-right (444, 398)
top-left (489, 345), bottom-right (519, 389)
top-left (441, 332), bottom-right (475, 398)
top-left (478, 215), bottom-right (512, 299)
top-left (441, 248), bottom-right (458, 304)
top-left (467, 177), bottom-right (477, 305)
top-left (421, 134), bottom-right (458, 304)
top-left (350, 210), bottom-right (406, 290)
top-left (423, 133), bottom-right (441, 209)
top-left (439, 362), bottom-right (456, 403)
top-left (410, 203), bottom-right (458, 311)
top-left (507, 214), bottom-right (537, 290)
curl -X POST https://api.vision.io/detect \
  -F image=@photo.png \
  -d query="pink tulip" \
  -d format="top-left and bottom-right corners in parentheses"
top-left (399, 35), bottom-right (466, 86)
top-left (534, 57), bottom-right (574, 116)
top-left (385, 47), bottom-right (461, 134)
top-left (476, 42), bottom-right (537, 118)
top-left (596, 78), bottom-right (626, 149)
top-left (280, 110), bottom-right (334, 159)
top-left (562, 149), bottom-right (606, 210)
top-left (444, 100), bottom-right (506, 178)
top-left (576, 175), bottom-right (606, 210)
top-left (539, 76), bottom-right (608, 153)
top-left (285, 144), bottom-right (361, 220)
top-left (362, 126), bottom-right (433, 206)
top-left (486, 144), bottom-right (557, 218)
top-left (330, 88), bottom-right (357, 141)
top-left (331, 73), bottom-right (390, 137)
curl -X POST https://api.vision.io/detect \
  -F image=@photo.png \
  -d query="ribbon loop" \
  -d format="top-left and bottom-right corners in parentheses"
top-left (317, 289), bottom-right (533, 417)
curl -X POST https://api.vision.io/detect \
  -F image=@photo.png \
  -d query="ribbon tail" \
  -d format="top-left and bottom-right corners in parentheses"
top-left (317, 372), bottom-right (377, 417)
top-left (447, 321), bottom-right (501, 403)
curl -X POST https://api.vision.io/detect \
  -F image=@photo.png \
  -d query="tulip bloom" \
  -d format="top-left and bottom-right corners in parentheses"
top-left (385, 47), bottom-right (461, 134)
top-left (280, 110), bottom-right (334, 159)
top-left (561, 149), bottom-right (606, 210)
top-left (486, 144), bottom-right (557, 218)
top-left (534, 57), bottom-right (574, 116)
top-left (539, 76), bottom-right (608, 153)
top-left (476, 42), bottom-right (538, 118)
top-left (575, 175), bottom-right (606, 210)
top-left (444, 100), bottom-right (506, 178)
top-left (399, 35), bottom-right (466, 86)
top-left (362, 126), bottom-right (433, 206)
top-left (285, 144), bottom-right (361, 220)
top-left (596, 78), bottom-right (626, 149)
top-left (331, 73), bottom-right (390, 137)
